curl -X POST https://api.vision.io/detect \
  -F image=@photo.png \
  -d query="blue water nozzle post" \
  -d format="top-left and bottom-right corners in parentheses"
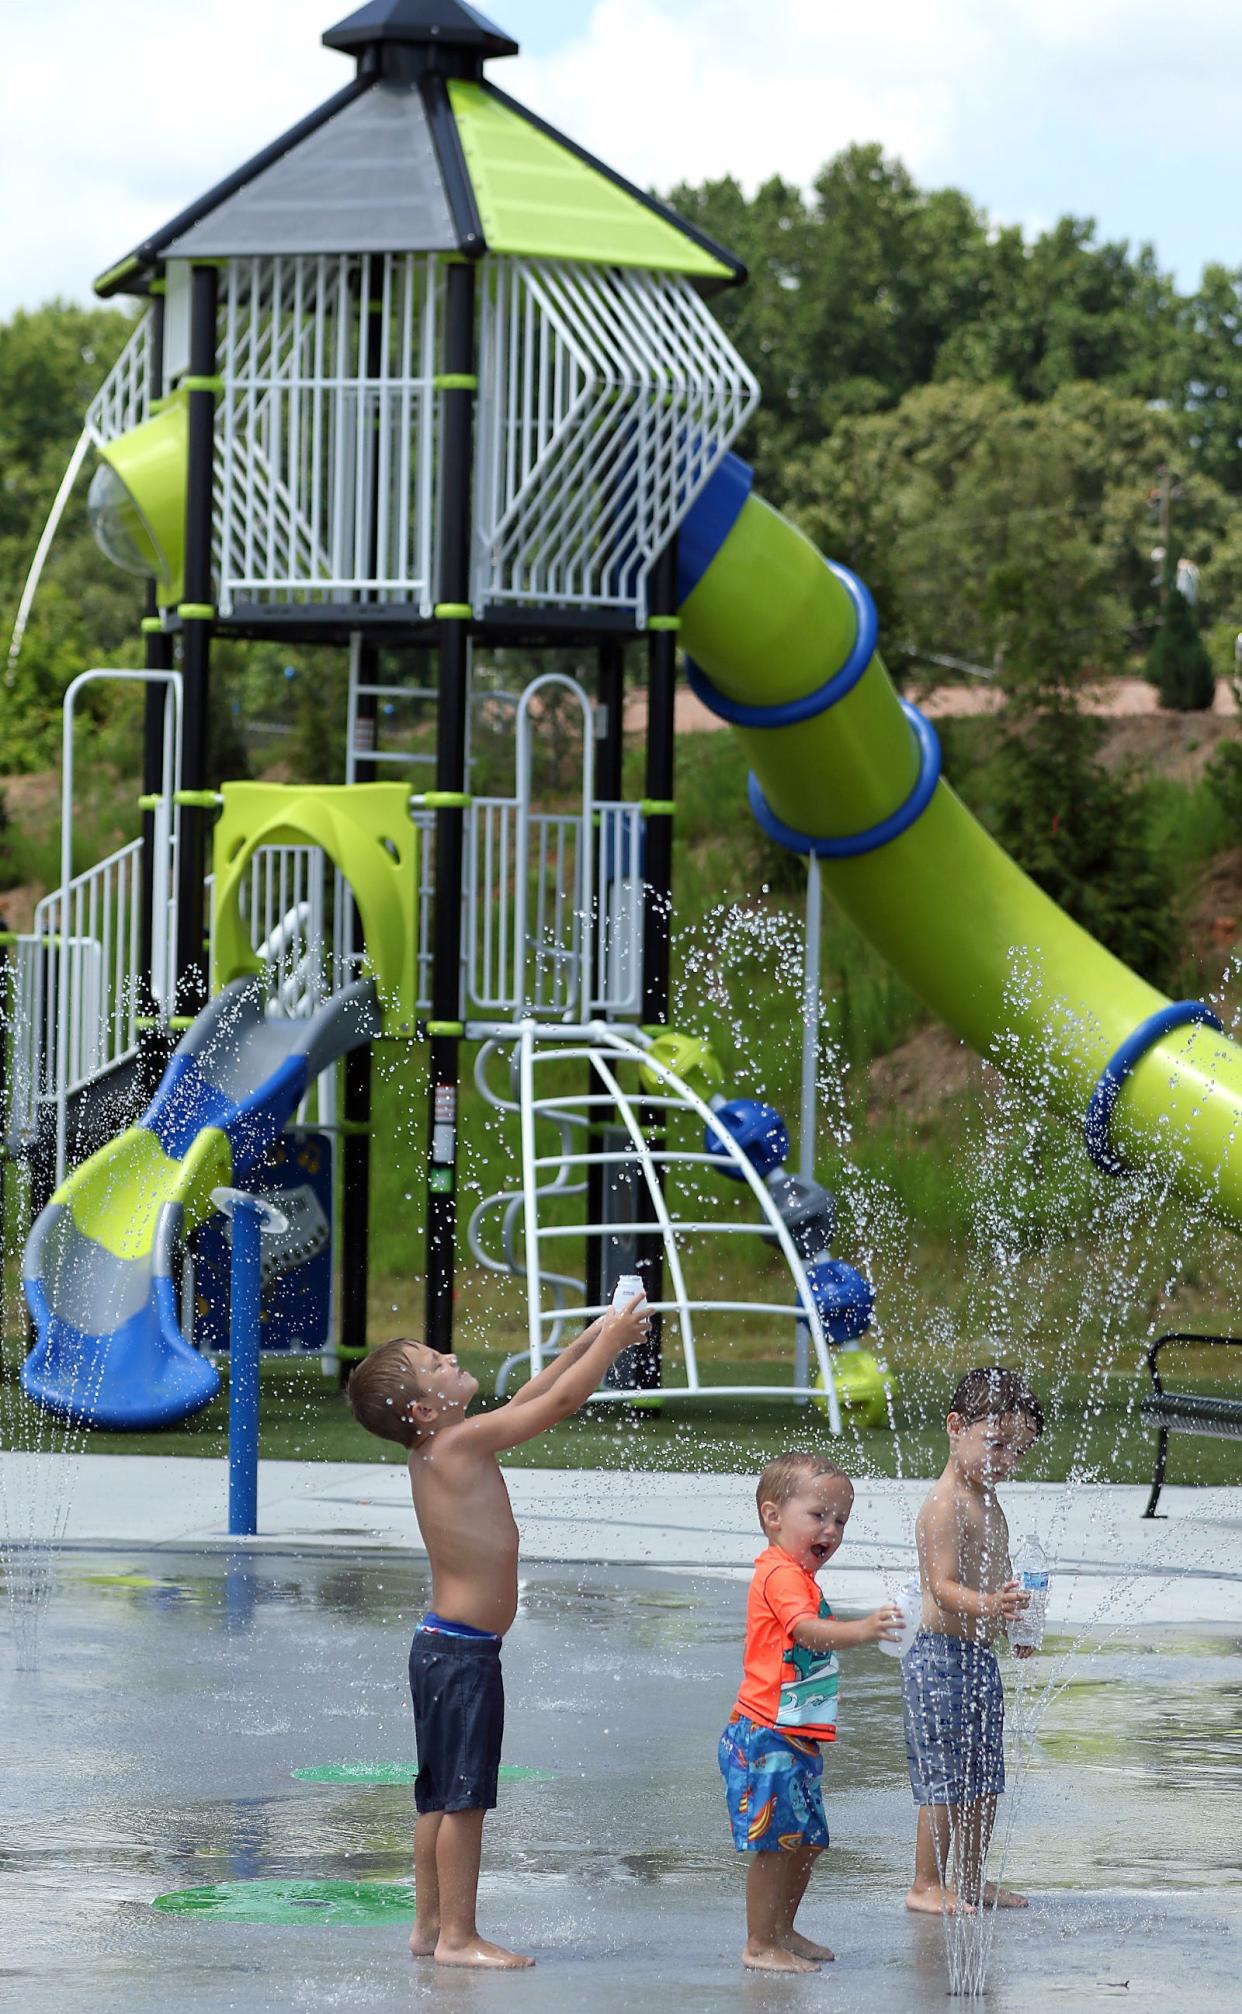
top-left (212, 1187), bottom-right (289, 1538)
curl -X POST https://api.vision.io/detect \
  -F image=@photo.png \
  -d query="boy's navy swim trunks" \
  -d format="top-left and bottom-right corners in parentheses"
top-left (408, 1614), bottom-right (504, 1813)
top-left (901, 1630), bottom-right (1005, 1806)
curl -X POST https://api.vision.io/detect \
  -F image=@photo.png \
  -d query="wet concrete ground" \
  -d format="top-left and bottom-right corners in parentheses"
top-left (2, 1549), bottom-right (1240, 2012)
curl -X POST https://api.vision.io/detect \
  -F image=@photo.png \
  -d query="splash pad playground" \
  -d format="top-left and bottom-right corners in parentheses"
top-left (2, 3), bottom-right (1240, 2005)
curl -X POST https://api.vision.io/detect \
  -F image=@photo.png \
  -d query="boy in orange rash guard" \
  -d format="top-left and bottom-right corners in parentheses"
top-left (718, 1452), bottom-right (902, 1973)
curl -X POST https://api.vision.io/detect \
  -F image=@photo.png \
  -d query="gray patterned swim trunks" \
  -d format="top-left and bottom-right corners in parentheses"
top-left (901, 1631), bottom-right (1005, 1807)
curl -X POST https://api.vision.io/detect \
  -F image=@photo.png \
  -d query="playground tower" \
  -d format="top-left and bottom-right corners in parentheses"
top-left (76, 0), bottom-right (759, 1360)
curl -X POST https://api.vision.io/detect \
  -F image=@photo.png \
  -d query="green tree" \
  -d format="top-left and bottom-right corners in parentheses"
top-left (984, 555), bottom-right (1173, 984)
top-left (1181, 264), bottom-right (1242, 494)
top-left (784, 380), bottom-right (1180, 684)
top-left (0, 301), bottom-right (147, 769)
top-left (1146, 559), bottom-right (1217, 710)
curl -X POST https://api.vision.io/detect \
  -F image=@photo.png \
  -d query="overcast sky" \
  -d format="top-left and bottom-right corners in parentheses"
top-left (1, 0), bottom-right (1239, 320)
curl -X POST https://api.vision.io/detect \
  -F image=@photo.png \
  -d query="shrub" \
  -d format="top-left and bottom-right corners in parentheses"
top-left (1147, 562), bottom-right (1217, 711)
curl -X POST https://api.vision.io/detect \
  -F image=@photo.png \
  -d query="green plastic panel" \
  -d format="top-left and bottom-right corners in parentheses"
top-left (152, 1879), bottom-right (414, 1925)
top-left (58, 1124), bottom-right (232, 1260)
top-left (212, 784), bottom-right (419, 1036)
top-left (93, 392), bottom-right (189, 609)
top-left (448, 81), bottom-right (732, 277)
top-left (679, 492), bottom-right (1242, 1230)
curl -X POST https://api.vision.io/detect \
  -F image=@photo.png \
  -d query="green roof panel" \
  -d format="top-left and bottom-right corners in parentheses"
top-left (448, 80), bottom-right (733, 279)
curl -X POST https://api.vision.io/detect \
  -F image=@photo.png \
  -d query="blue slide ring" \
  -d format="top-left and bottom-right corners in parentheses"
top-left (684, 563), bottom-right (879, 730)
top-left (748, 702), bottom-right (942, 860)
top-left (1084, 1001), bottom-right (1224, 1178)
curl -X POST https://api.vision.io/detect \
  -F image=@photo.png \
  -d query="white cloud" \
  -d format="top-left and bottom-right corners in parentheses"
top-left (0, 1), bottom-right (343, 316)
top-left (507, 0), bottom-right (992, 195)
top-left (508, 0), bottom-right (1242, 194)
top-left (2, 0), bottom-right (1241, 317)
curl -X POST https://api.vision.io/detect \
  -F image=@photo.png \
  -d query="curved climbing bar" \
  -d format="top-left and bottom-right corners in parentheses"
top-left (676, 453), bottom-right (1242, 1230)
top-left (1085, 1002), bottom-right (1225, 1177)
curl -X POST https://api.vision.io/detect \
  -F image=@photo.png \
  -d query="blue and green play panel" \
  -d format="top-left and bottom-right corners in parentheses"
top-left (291, 1762), bottom-right (554, 1785)
top-left (153, 1879), bottom-right (414, 1925)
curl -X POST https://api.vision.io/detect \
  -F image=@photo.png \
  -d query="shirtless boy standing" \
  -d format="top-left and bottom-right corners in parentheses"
top-left (902, 1367), bottom-right (1044, 1916)
top-left (345, 1294), bottom-right (649, 1969)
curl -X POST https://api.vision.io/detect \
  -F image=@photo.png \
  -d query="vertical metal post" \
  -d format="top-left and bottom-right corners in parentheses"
top-left (140, 588), bottom-right (174, 1098)
top-left (635, 548), bottom-right (678, 1388)
top-left (138, 289), bottom-right (171, 1082)
top-left (587, 640), bottom-right (626, 1311)
top-left (342, 642), bottom-right (378, 1371)
top-left (336, 257), bottom-right (388, 1367)
top-left (596, 639), bottom-right (625, 801)
top-left (424, 260), bottom-right (476, 1354)
top-left (799, 852), bottom-right (822, 1184)
top-left (791, 854), bottom-right (825, 1396)
top-left (641, 548), bottom-right (677, 1023)
top-left (174, 262), bottom-right (219, 1020)
top-left (226, 1198), bottom-right (263, 1538)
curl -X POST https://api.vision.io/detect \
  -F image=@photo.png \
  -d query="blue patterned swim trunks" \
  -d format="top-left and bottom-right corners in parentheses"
top-left (901, 1631), bottom-right (1005, 1807)
top-left (719, 1714), bottom-right (829, 1853)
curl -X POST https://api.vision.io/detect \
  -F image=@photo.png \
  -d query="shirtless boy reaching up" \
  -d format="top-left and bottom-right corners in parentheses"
top-left (902, 1367), bottom-right (1044, 1917)
top-left (346, 1294), bottom-right (649, 1969)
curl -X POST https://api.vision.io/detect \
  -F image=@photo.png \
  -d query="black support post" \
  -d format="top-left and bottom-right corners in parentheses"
top-left (586, 639), bottom-right (627, 1312)
top-left (136, 290), bottom-right (175, 1101)
top-left (342, 642), bottom-right (378, 1369)
top-left (635, 546), bottom-right (679, 1389)
top-left (424, 260), bottom-right (477, 1354)
top-left (641, 544), bottom-right (678, 1022)
top-left (173, 262), bottom-right (219, 1021)
top-left (138, 596), bottom-right (174, 1096)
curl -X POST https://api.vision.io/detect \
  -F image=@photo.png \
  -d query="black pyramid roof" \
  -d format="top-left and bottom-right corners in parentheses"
top-left (93, 3), bottom-right (743, 295)
top-left (323, 1), bottom-right (518, 60)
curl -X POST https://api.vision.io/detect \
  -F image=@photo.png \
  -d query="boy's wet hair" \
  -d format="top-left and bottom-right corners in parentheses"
top-left (755, 1451), bottom-right (850, 1532)
top-left (345, 1339), bottom-right (428, 1448)
top-left (949, 1366), bottom-right (1044, 1438)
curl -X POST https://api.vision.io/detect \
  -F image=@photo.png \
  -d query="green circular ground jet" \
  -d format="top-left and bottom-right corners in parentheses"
top-left (152, 1879), bottom-right (415, 1925)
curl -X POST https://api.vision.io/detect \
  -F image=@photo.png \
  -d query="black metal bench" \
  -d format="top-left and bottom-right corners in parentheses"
top-left (1140, 1332), bottom-right (1242, 1517)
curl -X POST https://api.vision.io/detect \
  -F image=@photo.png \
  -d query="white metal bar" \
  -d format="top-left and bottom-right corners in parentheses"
top-left (588, 1047), bottom-right (699, 1385)
top-left (518, 1022), bottom-right (545, 1374)
top-left (55, 667), bottom-right (182, 1184)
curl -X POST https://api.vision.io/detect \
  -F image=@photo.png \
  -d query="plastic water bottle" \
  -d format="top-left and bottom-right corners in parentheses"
top-left (1008, 1535), bottom-right (1050, 1651)
top-left (877, 1577), bottom-right (923, 1660)
top-left (611, 1273), bottom-right (645, 1313)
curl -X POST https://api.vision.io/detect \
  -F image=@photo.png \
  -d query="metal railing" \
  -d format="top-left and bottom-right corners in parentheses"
top-left (5, 656), bottom-right (653, 1161)
top-left (216, 253), bottom-right (441, 612)
top-left (466, 1018), bottom-right (842, 1427)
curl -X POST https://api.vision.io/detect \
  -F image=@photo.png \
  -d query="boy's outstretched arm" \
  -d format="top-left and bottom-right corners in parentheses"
top-left (507, 1310), bottom-right (613, 1407)
top-left (792, 1608), bottom-right (904, 1651)
top-left (441, 1297), bottom-right (650, 1456)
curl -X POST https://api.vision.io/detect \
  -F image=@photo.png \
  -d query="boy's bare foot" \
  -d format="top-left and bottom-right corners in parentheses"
top-left (905, 1885), bottom-right (976, 1916)
top-left (409, 1923), bottom-right (439, 1957)
top-left (983, 1882), bottom-right (1028, 1909)
top-left (783, 1930), bottom-right (835, 1961)
top-left (742, 1940), bottom-right (821, 1972)
top-left (434, 1935), bottom-right (534, 1968)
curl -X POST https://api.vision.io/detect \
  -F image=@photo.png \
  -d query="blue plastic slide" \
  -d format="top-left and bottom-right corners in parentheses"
top-left (21, 978), bottom-right (381, 1429)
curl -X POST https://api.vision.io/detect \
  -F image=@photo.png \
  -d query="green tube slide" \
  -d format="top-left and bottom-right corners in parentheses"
top-left (676, 465), bottom-right (1242, 1230)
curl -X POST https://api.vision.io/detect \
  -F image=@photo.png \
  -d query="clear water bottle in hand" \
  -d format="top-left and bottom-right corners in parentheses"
top-left (1008, 1534), bottom-right (1050, 1651)
top-left (611, 1273), bottom-right (645, 1313)
top-left (876, 1577), bottom-right (923, 1660)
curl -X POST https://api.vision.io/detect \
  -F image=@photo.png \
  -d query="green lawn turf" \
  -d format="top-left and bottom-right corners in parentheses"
top-left (3, 1350), bottom-right (1236, 1490)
